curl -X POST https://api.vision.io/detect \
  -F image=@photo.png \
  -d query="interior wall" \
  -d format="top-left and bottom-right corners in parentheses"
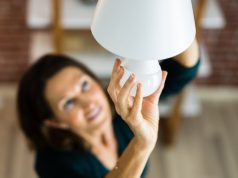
top-left (0, 0), bottom-right (29, 82)
top-left (196, 0), bottom-right (238, 86)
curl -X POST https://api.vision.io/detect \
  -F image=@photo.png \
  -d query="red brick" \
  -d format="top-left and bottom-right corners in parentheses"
top-left (0, 0), bottom-right (29, 83)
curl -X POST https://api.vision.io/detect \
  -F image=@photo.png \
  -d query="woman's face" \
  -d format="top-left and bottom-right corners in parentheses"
top-left (44, 66), bottom-right (112, 135)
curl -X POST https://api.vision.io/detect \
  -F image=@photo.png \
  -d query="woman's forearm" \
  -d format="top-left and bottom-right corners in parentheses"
top-left (173, 38), bottom-right (199, 67)
top-left (105, 137), bottom-right (155, 178)
top-left (105, 59), bottom-right (167, 178)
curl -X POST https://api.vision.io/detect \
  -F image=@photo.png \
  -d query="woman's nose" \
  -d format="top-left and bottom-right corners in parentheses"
top-left (77, 95), bottom-right (95, 110)
top-left (81, 102), bottom-right (97, 117)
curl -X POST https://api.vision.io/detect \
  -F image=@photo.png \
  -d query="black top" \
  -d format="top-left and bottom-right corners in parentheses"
top-left (35, 58), bottom-right (200, 178)
top-left (160, 58), bottom-right (200, 99)
top-left (35, 116), bottom-right (148, 178)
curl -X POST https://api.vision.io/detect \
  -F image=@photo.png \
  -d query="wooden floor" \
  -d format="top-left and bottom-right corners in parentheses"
top-left (0, 86), bottom-right (237, 178)
top-left (148, 101), bottom-right (238, 178)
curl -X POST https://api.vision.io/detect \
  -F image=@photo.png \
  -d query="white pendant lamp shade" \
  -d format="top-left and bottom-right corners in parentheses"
top-left (91, 0), bottom-right (196, 96)
top-left (91, 0), bottom-right (196, 60)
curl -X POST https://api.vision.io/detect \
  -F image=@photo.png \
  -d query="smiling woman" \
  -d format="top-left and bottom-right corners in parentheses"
top-left (17, 54), bottom-right (109, 151)
top-left (16, 50), bottom-right (199, 178)
top-left (44, 66), bottom-right (112, 140)
top-left (17, 54), bottom-right (165, 178)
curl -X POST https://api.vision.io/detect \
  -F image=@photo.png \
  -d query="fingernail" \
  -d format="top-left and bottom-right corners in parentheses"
top-left (117, 66), bottom-right (122, 73)
top-left (129, 74), bottom-right (135, 81)
top-left (120, 66), bottom-right (124, 72)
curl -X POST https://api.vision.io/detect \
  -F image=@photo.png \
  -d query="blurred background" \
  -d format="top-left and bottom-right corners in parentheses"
top-left (0, 0), bottom-right (237, 178)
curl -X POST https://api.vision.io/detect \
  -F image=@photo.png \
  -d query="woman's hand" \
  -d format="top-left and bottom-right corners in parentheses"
top-left (107, 59), bottom-right (167, 149)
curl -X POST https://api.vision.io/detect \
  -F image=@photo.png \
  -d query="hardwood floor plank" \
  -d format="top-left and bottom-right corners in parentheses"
top-left (177, 118), bottom-right (207, 178)
top-left (202, 103), bottom-right (238, 178)
top-left (220, 102), bottom-right (238, 165)
top-left (20, 135), bottom-right (38, 178)
top-left (199, 103), bottom-right (225, 178)
top-left (214, 104), bottom-right (238, 178)
top-left (0, 122), bottom-right (11, 178)
top-left (147, 143), bottom-right (163, 178)
top-left (159, 146), bottom-right (182, 178)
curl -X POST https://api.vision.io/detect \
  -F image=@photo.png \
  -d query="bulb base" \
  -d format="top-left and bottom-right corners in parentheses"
top-left (120, 60), bottom-right (162, 97)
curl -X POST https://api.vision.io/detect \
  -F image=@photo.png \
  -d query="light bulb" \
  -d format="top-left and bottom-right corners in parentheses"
top-left (120, 59), bottom-right (162, 97)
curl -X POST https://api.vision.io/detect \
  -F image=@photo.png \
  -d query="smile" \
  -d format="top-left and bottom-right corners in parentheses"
top-left (86, 106), bottom-right (102, 122)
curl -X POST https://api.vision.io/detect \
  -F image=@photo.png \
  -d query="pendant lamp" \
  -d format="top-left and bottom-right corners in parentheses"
top-left (91, 0), bottom-right (196, 96)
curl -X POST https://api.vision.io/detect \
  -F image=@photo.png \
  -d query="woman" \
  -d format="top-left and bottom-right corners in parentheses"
top-left (17, 40), bottom-right (200, 178)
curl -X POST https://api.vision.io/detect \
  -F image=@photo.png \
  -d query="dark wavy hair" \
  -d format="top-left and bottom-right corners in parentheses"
top-left (17, 54), bottom-right (112, 151)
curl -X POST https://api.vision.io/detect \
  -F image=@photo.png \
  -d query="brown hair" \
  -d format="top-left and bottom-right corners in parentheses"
top-left (17, 54), bottom-right (112, 151)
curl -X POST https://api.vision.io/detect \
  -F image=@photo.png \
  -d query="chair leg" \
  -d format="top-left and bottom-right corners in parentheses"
top-left (52, 0), bottom-right (63, 54)
top-left (161, 91), bottom-right (185, 146)
top-left (160, 0), bottom-right (206, 146)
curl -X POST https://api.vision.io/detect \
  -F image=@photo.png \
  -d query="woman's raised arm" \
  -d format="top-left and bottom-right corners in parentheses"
top-left (105, 59), bottom-right (167, 178)
top-left (173, 38), bottom-right (200, 67)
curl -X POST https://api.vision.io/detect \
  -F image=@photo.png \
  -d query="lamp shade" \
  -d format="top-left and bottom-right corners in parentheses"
top-left (91, 0), bottom-right (196, 96)
top-left (91, 0), bottom-right (196, 60)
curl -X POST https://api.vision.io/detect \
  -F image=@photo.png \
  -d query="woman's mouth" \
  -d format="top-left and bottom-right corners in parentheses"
top-left (85, 106), bottom-right (102, 122)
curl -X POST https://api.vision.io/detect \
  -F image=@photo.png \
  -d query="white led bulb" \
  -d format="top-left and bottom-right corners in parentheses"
top-left (120, 59), bottom-right (162, 97)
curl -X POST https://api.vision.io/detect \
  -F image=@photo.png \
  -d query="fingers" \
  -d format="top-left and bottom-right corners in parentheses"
top-left (145, 71), bottom-right (168, 103)
top-left (129, 83), bottom-right (143, 122)
top-left (157, 71), bottom-right (168, 95)
top-left (117, 74), bottom-right (136, 117)
top-left (108, 58), bottom-right (137, 118)
top-left (111, 58), bottom-right (123, 81)
top-left (107, 58), bottom-right (124, 103)
top-left (112, 58), bottom-right (121, 75)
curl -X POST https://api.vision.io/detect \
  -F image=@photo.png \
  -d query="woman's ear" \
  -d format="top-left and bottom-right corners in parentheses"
top-left (44, 119), bottom-right (70, 130)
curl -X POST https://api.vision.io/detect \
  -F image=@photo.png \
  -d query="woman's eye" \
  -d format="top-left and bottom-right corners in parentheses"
top-left (82, 80), bottom-right (90, 92)
top-left (64, 99), bottom-right (75, 110)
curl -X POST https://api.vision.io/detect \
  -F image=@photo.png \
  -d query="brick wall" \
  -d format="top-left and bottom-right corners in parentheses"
top-left (196, 0), bottom-right (238, 86)
top-left (0, 0), bottom-right (29, 82)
